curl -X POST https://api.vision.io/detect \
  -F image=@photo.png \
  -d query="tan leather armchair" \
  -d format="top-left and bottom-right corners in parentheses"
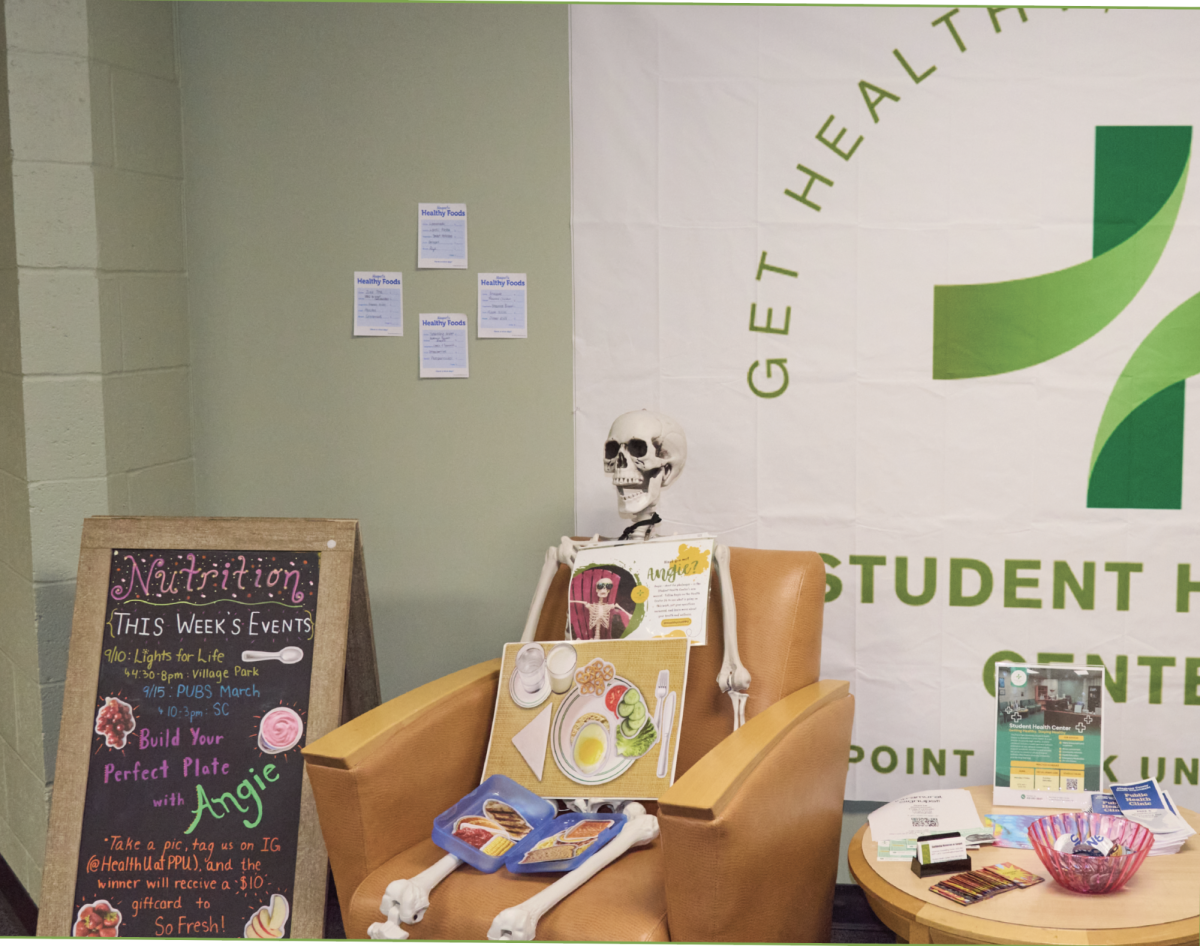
top-left (302, 548), bottom-right (853, 942)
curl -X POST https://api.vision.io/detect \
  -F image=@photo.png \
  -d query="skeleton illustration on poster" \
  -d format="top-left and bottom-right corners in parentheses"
top-left (566, 536), bottom-right (715, 645)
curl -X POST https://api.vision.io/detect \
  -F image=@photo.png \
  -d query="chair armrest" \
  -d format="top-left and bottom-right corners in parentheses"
top-left (301, 659), bottom-right (501, 904)
top-left (657, 679), bottom-right (854, 943)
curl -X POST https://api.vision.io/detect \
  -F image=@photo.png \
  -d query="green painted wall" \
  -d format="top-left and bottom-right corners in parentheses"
top-left (177, 2), bottom-right (575, 699)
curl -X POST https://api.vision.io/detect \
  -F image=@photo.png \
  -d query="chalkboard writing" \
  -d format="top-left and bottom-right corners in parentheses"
top-left (70, 549), bottom-right (320, 939)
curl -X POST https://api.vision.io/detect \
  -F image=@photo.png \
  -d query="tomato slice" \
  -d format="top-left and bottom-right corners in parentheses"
top-left (604, 684), bottom-right (628, 714)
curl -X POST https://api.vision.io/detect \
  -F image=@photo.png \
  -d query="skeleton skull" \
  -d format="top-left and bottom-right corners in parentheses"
top-left (595, 578), bottom-right (613, 600)
top-left (604, 411), bottom-right (687, 520)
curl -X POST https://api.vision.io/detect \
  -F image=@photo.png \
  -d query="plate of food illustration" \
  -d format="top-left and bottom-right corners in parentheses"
top-left (550, 659), bottom-right (659, 786)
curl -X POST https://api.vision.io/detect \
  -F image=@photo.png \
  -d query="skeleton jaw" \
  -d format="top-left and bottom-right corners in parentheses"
top-left (616, 470), bottom-right (664, 519)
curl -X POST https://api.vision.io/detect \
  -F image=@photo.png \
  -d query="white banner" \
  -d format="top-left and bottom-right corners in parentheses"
top-left (570, 5), bottom-right (1200, 806)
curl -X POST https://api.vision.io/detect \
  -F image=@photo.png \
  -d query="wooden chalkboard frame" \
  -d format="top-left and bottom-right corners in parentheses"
top-left (38, 517), bottom-right (381, 938)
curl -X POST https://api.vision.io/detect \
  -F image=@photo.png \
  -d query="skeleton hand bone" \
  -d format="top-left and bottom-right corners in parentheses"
top-left (557, 534), bottom-right (600, 568)
top-left (487, 804), bottom-right (659, 941)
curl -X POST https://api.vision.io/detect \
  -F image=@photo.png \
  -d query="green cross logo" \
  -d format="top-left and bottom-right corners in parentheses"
top-left (933, 126), bottom-right (1196, 509)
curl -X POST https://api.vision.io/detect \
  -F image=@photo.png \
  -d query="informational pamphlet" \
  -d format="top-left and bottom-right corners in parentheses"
top-left (567, 535), bottom-right (715, 645)
top-left (417, 203), bottom-right (467, 269)
top-left (419, 314), bottom-right (469, 378)
top-left (353, 271), bottom-right (403, 336)
top-left (981, 814), bottom-right (1038, 849)
top-left (993, 663), bottom-right (1104, 808)
top-left (478, 273), bottom-right (528, 338)
top-left (867, 789), bottom-right (985, 843)
top-left (1108, 778), bottom-right (1197, 854)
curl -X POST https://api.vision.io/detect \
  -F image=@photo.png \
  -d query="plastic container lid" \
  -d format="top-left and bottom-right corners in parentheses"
top-left (505, 811), bottom-right (627, 874)
top-left (431, 774), bottom-right (557, 873)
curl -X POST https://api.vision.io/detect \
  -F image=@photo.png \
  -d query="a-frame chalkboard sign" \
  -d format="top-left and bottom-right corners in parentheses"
top-left (39, 517), bottom-right (380, 939)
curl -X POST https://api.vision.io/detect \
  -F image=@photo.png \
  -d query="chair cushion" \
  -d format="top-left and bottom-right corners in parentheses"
top-left (347, 838), bottom-right (670, 942)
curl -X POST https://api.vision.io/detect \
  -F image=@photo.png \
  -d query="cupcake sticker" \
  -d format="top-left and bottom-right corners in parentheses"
top-left (258, 707), bottom-right (303, 754)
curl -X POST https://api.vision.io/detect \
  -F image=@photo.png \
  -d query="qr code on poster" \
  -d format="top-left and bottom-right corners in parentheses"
top-left (1064, 778), bottom-right (1080, 791)
top-left (912, 818), bottom-right (938, 828)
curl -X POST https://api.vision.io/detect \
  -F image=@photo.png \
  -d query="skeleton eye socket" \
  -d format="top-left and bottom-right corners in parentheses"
top-left (604, 440), bottom-right (620, 460)
top-left (626, 439), bottom-right (648, 458)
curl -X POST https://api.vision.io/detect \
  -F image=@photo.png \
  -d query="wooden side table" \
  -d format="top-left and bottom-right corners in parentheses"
top-left (848, 784), bottom-right (1200, 945)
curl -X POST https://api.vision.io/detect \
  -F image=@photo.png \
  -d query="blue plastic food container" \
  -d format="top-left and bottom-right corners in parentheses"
top-left (431, 774), bottom-right (557, 873)
top-left (505, 811), bottom-right (627, 874)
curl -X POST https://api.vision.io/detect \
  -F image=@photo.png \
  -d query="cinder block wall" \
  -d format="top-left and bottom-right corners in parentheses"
top-left (0, 0), bottom-right (191, 901)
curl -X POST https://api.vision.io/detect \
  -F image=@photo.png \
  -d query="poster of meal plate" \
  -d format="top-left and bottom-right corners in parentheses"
top-left (482, 639), bottom-right (690, 799)
top-left (567, 534), bottom-right (714, 645)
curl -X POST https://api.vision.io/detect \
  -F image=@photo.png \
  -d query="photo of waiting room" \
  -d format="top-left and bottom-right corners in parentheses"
top-left (994, 665), bottom-right (1104, 800)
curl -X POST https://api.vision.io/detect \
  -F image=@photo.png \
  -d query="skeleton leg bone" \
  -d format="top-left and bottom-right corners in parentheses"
top-left (367, 853), bottom-right (464, 939)
top-left (487, 804), bottom-right (659, 942)
top-left (714, 543), bottom-right (750, 730)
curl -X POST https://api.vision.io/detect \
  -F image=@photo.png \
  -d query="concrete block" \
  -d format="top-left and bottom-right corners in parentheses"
top-left (106, 471), bottom-right (129, 515)
top-left (0, 370), bottom-right (28, 480)
top-left (6, 0), bottom-right (88, 57)
top-left (12, 666), bottom-right (45, 780)
top-left (34, 580), bottom-right (76, 685)
top-left (119, 274), bottom-right (188, 370)
top-left (0, 469), bottom-right (33, 580)
top-left (1, 742), bottom-right (48, 874)
top-left (89, 62), bottom-right (114, 169)
top-left (86, 0), bottom-right (176, 81)
top-left (27, 477), bottom-right (106, 583)
top-left (12, 162), bottom-right (98, 270)
top-left (39, 681), bottom-right (64, 782)
top-left (0, 650), bottom-right (16, 750)
top-left (0, 813), bottom-right (33, 904)
top-left (128, 458), bottom-right (194, 516)
top-left (111, 69), bottom-right (182, 178)
top-left (7, 51), bottom-right (91, 164)
top-left (93, 167), bottom-right (183, 272)
top-left (22, 376), bottom-right (107, 481)
top-left (98, 275), bottom-right (121, 375)
top-left (101, 368), bottom-right (191, 471)
top-left (0, 269), bottom-right (21, 375)
top-left (0, 735), bottom-right (8, 827)
top-left (17, 270), bottom-right (102, 375)
top-left (0, 164), bottom-right (19, 272)
top-left (0, 562), bottom-right (36, 675)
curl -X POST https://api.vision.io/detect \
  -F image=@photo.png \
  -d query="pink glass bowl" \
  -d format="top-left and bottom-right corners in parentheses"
top-left (1028, 812), bottom-right (1153, 894)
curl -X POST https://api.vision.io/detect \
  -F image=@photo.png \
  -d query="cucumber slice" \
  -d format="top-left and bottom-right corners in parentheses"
top-left (621, 690), bottom-right (639, 707)
top-left (617, 702), bottom-right (634, 718)
top-left (630, 703), bottom-right (646, 722)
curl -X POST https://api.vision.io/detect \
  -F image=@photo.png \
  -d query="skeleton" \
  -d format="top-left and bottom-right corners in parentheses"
top-left (369, 410), bottom-right (748, 941)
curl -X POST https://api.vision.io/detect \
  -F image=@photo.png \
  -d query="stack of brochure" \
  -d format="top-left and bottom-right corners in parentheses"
top-left (1092, 779), bottom-right (1197, 856)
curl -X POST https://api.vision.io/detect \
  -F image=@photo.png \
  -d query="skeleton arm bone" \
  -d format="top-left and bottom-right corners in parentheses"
top-left (521, 536), bottom-right (599, 643)
top-left (714, 543), bottom-right (750, 730)
top-left (487, 805), bottom-right (659, 941)
top-left (367, 853), bottom-right (464, 939)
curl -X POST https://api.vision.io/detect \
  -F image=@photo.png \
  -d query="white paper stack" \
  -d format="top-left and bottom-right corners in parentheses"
top-left (867, 789), bottom-right (986, 843)
top-left (1108, 778), bottom-right (1197, 855)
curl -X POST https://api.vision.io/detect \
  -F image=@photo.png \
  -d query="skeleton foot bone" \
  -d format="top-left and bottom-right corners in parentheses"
top-left (487, 804), bottom-right (660, 941)
top-left (368, 853), bottom-right (463, 939)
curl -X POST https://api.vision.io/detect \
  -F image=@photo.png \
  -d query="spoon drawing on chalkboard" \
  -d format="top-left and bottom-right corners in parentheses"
top-left (241, 646), bottom-right (305, 664)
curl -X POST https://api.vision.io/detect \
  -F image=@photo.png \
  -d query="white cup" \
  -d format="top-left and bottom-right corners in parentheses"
top-left (515, 643), bottom-right (547, 695)
top-left (547, 643), bottom-right (578, 694)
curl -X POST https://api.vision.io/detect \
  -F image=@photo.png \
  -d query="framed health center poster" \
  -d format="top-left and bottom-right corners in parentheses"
top-left (993, 662), bottom-right (1104, 809)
